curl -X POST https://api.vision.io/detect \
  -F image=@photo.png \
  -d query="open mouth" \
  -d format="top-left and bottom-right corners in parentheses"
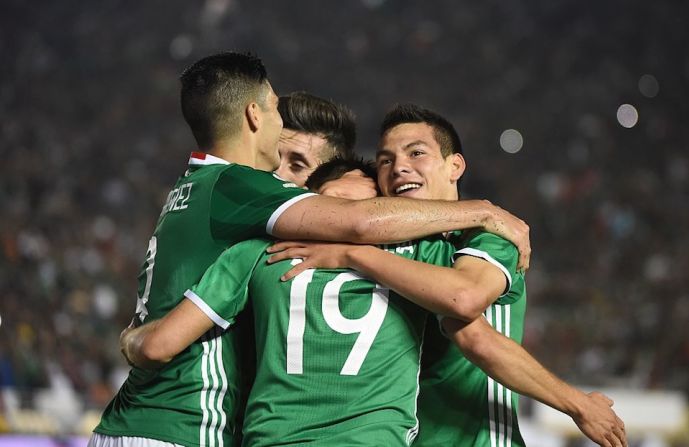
top-left (394, 183), bottom-right (422, 194)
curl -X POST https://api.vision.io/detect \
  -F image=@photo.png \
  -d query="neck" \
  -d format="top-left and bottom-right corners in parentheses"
top-left (205, 133), bottom-right (261, 169)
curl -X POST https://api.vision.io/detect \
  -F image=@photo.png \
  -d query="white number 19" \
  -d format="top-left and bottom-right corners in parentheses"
top-left (286, 261), bottom-right (389, 376)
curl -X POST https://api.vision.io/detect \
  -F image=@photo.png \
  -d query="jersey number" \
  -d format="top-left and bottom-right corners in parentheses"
top-left (135, 236), bottom-right (157, 322)
top-left (286, 261), bottom-right (389, 376)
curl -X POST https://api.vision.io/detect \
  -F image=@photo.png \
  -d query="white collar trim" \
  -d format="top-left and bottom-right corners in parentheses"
top-left (188, 152), bottom-right (231, 166)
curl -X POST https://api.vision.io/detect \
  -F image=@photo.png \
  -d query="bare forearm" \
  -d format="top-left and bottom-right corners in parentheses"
top-left (446, 318), bottom-right (588, 417)
top-left (347, 246), bottom-right (484, 320)
top-left (445, 317), bottom-right (628, 446)
top-left (350, 197), bottom-right (494, 244)
top-left (274, 196), bottom-right (492, 244)
top-left (121, 298), bottom-right (215, 369)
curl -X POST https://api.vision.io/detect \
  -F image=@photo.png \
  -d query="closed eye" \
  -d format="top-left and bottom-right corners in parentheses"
top-left (290, 162), bottom-right (307, 171)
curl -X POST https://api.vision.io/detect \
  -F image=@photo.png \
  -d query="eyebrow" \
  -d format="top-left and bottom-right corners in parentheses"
top-left (376, 140), bottom-right (428, 157)
top-left (375, 148), bottom-right (392, 158)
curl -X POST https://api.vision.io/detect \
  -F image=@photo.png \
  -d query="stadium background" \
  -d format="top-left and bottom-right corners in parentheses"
top-left (1, 0), bottom-right (688, 445)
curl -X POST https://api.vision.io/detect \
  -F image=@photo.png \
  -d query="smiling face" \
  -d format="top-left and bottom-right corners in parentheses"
top-left (274, 129), bottom-right (331, 186)
top-left (376, 122), bottom-right (465, 201)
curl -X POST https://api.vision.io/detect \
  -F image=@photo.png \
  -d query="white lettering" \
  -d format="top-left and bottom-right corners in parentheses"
top-left (161, 183), bottom-right (193, 215)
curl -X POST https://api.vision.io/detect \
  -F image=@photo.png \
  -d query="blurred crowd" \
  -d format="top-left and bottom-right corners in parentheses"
top-left (1, 0), bottom-right (688, 436)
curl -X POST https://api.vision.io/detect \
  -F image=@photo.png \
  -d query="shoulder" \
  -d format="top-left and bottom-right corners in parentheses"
top-left (221, 238), bottom-right (273, 259)
top-left (218, 165), bottom-right (289, 184)
top-left (456, 229), bottom-right (517, 257)
top-left (216, 165), bottom-right (308, 195)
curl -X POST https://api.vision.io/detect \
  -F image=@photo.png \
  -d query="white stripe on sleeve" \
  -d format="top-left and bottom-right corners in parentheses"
top-left (184, 290), bottom-right (231, 330)
top-left (454, 247), bottom-right (512, 295)
top-left (266, 193), bottom-right (317, 235)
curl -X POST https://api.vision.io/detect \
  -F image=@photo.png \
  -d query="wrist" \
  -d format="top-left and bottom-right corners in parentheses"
top-left (477, 200), bottom-right (495, 229)
top-left (346, 245), bottom-right (373, 270)
top-left (560, 388), bottom-right (589, 419)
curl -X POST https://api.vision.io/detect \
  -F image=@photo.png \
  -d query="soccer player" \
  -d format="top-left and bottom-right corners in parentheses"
top-left (122, 156), bottom-right (479, 445)
top-left (269, 105), bottom-right (627, 447)
top-left (274, 91), bottom-right (356, 187)
top-left (125, 155), bottom-right (624, 447)
top-left (89, 51), bottom-right (530, 447)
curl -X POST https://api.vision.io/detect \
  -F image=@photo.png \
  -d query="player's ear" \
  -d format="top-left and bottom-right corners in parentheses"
top-left (246, 102), bottom-right (261, 132)
top-left (448, 153), bottom-right (466, 183)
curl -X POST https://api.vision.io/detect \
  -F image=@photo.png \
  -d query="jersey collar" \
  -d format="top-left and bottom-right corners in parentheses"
top-left (188, 152), bottom-right (231, 167)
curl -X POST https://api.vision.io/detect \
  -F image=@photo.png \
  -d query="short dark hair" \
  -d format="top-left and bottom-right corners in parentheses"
top-left (305, 155), bottom-right (377, 193)
top-left (380, 104), bottom-right (463, 157)
top-left (279, 92), bottom-right (356, 160)
top-left (180, 52), bottom-right (269, 149)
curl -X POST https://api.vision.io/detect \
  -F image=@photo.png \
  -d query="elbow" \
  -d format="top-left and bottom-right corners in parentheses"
top-left (449, 319), bottom-right (494, 365)
top-left (348, 214), bottom-right (378, 244)
top-left (444, 289), bottom-right (487, 322)
top-left (139, 336), bottom-right (173, 364)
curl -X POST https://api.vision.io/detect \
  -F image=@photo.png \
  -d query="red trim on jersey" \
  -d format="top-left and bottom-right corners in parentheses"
top-left (188, 152), bottom-right (231, 166)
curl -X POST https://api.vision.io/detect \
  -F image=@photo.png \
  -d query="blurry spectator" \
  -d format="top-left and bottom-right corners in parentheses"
top-left (1, 0), bottom-right (688, 437)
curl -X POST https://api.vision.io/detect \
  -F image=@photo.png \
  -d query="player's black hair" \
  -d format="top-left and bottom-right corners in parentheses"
top-left (279, 92), bottom-right (356, 160)
top-left (305, 155), bottom-right (377, 193)
top-left (380, 103), bottom-right (463, 157)
top-left (380, 103), bottom-right (464, 191)
top-left (180, 52), bottom-right (270, 149)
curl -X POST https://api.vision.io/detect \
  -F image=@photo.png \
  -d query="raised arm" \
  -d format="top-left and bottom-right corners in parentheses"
top-left (121, 299), bottom-right (215, 369)
top-left (271, 195), bottom-right (531, 269)
top-left (443, 317), bottom-right (627, 447)
top-left (267, 241), bottom-right (505, 322)
top-left (347, 248), bottom-right (505, 321)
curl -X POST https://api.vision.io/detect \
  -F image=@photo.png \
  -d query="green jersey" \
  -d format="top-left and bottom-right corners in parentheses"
top-left (415, 230), bottom-right (527, 447)
top-left (187, 236), bottom-right (458, 446)
top-left (94, 152), bottom-right (313, 447)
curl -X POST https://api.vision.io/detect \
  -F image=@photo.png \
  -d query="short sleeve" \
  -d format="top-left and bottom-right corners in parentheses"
top-left (452, 231), bottom-right (520, 304)
top-left (184, 239), bottom-right (272, 329)
top-left (210, 165), bottom-right (315, 243)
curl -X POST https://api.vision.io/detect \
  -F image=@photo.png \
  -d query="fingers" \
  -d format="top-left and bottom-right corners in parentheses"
top-left (606, 431), bottom-right (623, 447)
top-left (517, 251), bottom-right (529, 272)
top-left (267, 241), bottom-right (307, 253)
top-left (119, 331), bottom-right (135, 367)
top-left (268, 248), bottom-right (310, 264)
top-left (518, 221), bottom-right (531, 270)
top-left (615, 416), bottom-right (627, 447)
top-left (119, 322), bottom-right (134, 343)
top-left (517, 241), bottom-right (531, 271)
top-left (281, 261), bottom-right (311, 281)
top-left (612, 425), bottom-right (626, 447)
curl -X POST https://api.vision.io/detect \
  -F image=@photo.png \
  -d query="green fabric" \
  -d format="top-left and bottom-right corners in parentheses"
top-left (191, 236), bottom-right (456, 446)
top-left (415, 230), bottom-right (527, 447)
top-left (95, 160), bottom-right (310, 447)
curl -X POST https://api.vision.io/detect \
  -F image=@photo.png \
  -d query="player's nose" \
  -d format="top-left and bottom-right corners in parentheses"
top-left (391, 158), bottom-right (412, 177)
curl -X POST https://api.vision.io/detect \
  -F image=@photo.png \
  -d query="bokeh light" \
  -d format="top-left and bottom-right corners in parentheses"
top-left (499, 129), bottom-right (524, 153)
top-left (170, 34), bottom-right (194, 60)
top-left (638, 74), bottom-right (660, 98)
top-left (616, 104), bottom-right (639, 128)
